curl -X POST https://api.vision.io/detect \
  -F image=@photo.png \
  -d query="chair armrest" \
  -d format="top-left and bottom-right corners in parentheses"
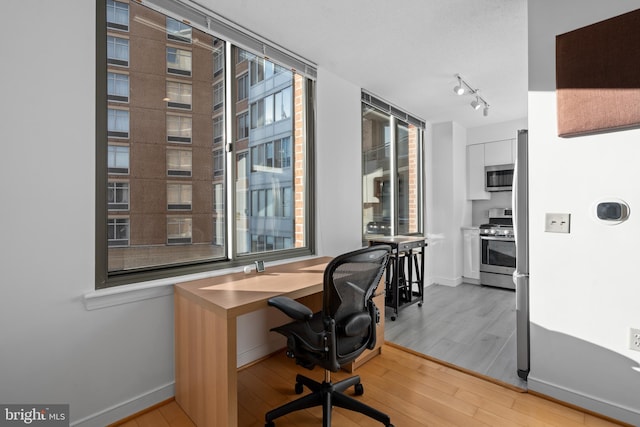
top-left (268, 296), bottom-right (314, 321)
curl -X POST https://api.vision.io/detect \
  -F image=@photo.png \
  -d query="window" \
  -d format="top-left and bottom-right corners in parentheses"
top-left (166, 81), bottom-right (191, 109)
top-left (167, 115), bottom-right (191, 143)
top-left (108, 108), bottom-right (129, 138)
top-left (107, 72), bottom-right (129, 102)
top-left (107, 145), bottom-right (129, 174)
top-left (167, 149), bottom-right (192, 177)
top-left (108, 218), bottom-right (129, 247)
top-left (107, 36), bottom-right (129, 66)
top-left (97, 0), bottom-right (315, 288)
top-left (213, 47), bottom-right (224, 76)
top-left (167, 217), bottom-right (192, 244)
top-left (166, 47), bottom-right (191, 76)
top-left (213, 82), bottom-right (224, 111)
top-left (166, 17), bottom-right (191, 43)
top-left (213, 116), bottom-right (224, 143)
top-left (237, 112), bottom-right (249, 139)
top-left (108, 182), bottom-right (129, 210)
top-left (213, 149), bottom-right (224, 177)
top-left (361, 93), bottom-right (424, 241)
top-left (238, 74), bottom-right (249, 101)
top-left (106, 0), bottom-right (129, 31)
top-left (167, 183), bottom-right (192, 210)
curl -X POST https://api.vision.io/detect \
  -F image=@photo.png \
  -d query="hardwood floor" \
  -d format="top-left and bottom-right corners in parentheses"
top-left (385, 283), bottom-right (526, 389)
top-left (115, 345), bottom-right (627, 427)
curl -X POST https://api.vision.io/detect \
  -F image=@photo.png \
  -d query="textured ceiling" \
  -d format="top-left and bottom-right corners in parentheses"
top-left (199, 0), bottom-right (528, 128)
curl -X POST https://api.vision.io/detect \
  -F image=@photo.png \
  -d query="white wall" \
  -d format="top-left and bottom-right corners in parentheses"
top-left (0, 1), bottom-right (176, 426)
top-left (429, 122), bottom-right (469, 286)
top-left (528, 2), bottom-right (640, 424)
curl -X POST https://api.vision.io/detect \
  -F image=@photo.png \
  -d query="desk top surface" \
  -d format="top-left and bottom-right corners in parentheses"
top-left (174, 257), bottom-right (331, 317)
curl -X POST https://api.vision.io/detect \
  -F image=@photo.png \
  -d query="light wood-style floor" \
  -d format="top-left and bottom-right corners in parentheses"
top-left (386, 283), bottom-right (526, 389)
top-left (115, 345), bottom-right (627, 427)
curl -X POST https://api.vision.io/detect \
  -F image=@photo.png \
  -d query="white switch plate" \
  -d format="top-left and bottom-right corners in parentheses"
top-left (545, 213), bottom-right (571, 233)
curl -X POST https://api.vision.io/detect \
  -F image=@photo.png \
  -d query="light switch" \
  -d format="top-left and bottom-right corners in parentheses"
top-left (545, 213), bottom-right (571, 233)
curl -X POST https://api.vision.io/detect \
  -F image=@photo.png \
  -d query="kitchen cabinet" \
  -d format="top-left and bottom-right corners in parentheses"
top-left (462, 227), bottom-right (480, 281)
top-left (466, 144), bottom-right (490, 200)
top-left (484, 139), bottom-right (514, 166)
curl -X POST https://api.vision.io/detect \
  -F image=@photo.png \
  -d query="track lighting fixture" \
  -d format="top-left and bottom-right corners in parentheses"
top-left (452, 74), bottom-right (491, 117)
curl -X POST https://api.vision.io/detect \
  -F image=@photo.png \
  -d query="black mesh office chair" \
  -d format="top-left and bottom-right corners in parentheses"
top-left (265, 246), bottom-right (394, 427)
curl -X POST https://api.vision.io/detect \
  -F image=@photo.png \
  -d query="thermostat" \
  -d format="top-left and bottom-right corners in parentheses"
top-left (594, 199), bottom-right (630, 225)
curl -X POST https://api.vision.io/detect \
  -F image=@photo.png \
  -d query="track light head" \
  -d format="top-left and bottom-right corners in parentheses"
top-left (453, 76), bottom-right (465, 95)
top-left (470, 97), bottom-right (481, 110)
top-left (483, 105), bottom-right (489, 117)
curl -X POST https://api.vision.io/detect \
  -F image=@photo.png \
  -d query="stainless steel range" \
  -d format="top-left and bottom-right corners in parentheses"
top-left (479, 208), bottom-right (516, 290)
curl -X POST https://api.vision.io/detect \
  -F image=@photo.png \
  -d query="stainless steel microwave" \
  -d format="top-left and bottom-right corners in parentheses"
top-left (485, 164), bottom-right (514, 192)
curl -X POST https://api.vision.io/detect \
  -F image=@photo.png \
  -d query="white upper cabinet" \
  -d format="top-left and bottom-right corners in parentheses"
top-left (484, 139), bottom-right (514, 166)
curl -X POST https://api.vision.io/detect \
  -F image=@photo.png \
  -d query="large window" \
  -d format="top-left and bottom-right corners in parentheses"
top-left (97, 0), bottom-right (315, 288)
top-left (362, 93), bottom-right (424, 241)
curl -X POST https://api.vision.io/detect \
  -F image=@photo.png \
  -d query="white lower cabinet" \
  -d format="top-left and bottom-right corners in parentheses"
top-left (463, 228), bottom-right (480, 281)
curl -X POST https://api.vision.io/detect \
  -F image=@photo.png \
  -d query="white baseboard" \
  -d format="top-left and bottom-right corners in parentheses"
top-left (430, 275), bottom-right (463, 287)
top-left (527, 376), bottom-right (640, 426)
top-left (70, 382), bottom-right (175, 427)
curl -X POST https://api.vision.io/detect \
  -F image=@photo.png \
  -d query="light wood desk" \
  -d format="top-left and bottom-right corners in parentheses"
top-left (174, 257), bottom-right (384, 427)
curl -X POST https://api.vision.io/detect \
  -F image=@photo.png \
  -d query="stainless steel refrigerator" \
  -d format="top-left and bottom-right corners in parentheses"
top-left (513, 129), bottom-right (530, 380)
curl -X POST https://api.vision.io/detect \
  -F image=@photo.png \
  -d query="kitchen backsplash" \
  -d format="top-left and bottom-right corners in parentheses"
top-left (472, 191), bottom-right (512, 225)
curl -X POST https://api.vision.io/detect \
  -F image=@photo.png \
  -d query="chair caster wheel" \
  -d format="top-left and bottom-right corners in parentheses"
top-left (418, 302), bottom-right (423, 307)
top-left (265, 422), bottom-right (275, 427)
top-left (390, 316), bottom-right (396, 321)
top-left (354, 383), bottom-right (364, 396)
top-left (295, 382), bottom-right (304, 394)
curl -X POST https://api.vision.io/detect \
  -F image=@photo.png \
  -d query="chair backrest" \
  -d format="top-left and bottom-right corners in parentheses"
top-left (322, 245), bottom-right (391, 363)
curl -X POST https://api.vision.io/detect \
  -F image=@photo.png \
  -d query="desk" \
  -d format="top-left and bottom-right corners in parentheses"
top-left (369, 236), bottom-right (427, 320)
top-left (173, 257), bottom-right (384, 427)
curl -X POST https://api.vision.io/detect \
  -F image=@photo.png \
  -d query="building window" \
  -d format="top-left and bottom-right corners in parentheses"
top-left (213, 47), bottom-right (224, 77)
top-left (237, 112), bottom-right (249, 139)
top-left (107, 72), bottom-right (129, 102)
top-left (108, 108), bottom-right (129, 138)
top-left (107, 36), bottom-right (129, 67)
top-left (167, 115), bottom-right (192, 143)
top-left (107, 145), bottom-right (129, 174)
top-left (166, 17), bottom-right (191, 43)
top-left (167, 148), bottom-right (192, 177)
top-left (213, 115), bottom-right (224, 144)
top-left (166, 81), bottom-right (191, 109)
top-left (238, 74), bottom-right (249, 101)
top-left (213, 82), bottom-right (224, 111)
top-left (108, 218), bottom-right (129, 247)
top-left (361, 94), bottom-right (424, 241)
top-left (98, 0), bottom-right (315, 288)
top-left (213, 149), bottom-right (224, 177)
top-left (106, 0), bottom-right (129, 31)
top-left (108, 182), bottom-right (129, 210)
top-left (167, 183), bottom-right (192, 210)
top-left (166, 47), bottom-right (192, 76)
top-left (167, 217), bottom-right (192, 244)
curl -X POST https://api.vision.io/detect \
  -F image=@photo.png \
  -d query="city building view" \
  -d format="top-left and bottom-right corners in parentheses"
top-left (105, 0), bottom-right (306, 274)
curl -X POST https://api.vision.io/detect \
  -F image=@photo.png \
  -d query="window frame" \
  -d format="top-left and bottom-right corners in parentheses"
top-left (96, 0), bottom-right (316, 289)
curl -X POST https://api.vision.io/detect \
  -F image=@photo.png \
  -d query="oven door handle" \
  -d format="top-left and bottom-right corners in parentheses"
top-left (480, 235), bottom-right (515, 242)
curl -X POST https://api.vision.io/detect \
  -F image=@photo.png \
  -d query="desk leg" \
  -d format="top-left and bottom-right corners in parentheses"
top-left (175, 291), bottom-right (238, 427)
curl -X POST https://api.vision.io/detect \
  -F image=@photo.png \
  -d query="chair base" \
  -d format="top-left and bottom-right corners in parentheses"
top-left (265, 372), bottom-right (393, 427)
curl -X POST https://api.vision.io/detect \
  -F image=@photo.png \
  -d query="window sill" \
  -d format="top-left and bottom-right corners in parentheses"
top-left (84, 255), bottom-right (318, 311)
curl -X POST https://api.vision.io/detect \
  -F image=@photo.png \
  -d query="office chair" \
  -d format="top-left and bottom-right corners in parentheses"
top-left (265, 245), bottom-right (394, 427)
